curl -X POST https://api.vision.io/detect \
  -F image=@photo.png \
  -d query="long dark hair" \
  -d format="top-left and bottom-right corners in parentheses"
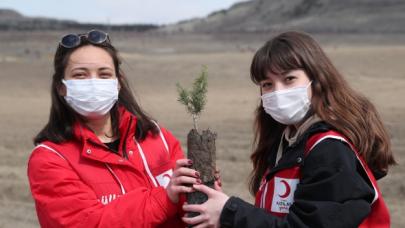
top-left (249, 31), bottom-right (396, 195)
top-left (34, 34), bottom-right (158, 145)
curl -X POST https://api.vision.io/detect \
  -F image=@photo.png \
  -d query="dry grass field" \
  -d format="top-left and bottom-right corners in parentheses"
top-left (0, 31), bottom-right (404, 227)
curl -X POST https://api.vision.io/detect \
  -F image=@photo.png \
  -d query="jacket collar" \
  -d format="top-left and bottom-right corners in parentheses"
top-left (283, 114), bottom-right (323, 147)
top-left (72, 106), bottom-right (138, 162)
top-left (266, 121), bottom-right (333, 180)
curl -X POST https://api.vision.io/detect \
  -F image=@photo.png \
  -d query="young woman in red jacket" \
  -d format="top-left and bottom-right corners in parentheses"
top-left (182, 31), bottom-right (396, 228)
top-left (28, 30), bottom-right (200, 227)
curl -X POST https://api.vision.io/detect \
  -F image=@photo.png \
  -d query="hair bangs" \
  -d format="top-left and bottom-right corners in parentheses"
top-left (250, 39), bottom-right (303, 84)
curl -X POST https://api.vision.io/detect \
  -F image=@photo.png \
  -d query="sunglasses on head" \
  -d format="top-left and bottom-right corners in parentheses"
top-left (59, 30), bottom-right (110, 48)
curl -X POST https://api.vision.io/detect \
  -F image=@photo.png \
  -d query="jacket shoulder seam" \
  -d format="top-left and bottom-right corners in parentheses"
top-left (33, 144), bottom-right (67, 161)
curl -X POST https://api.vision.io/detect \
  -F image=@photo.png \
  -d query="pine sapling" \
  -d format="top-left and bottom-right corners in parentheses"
top-left (176, 65), bottom-right (208, 131)
top-left (175, 66), bottom-right (217, 223)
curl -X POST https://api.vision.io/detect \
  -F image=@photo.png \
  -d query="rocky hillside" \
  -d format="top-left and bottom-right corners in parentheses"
top-left (0, 9), bottom-right (157, 31)
top-left (162, 0), bottom-right (405, 33)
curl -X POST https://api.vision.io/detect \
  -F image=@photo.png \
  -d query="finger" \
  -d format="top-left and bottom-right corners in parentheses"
top-left (183, 203), bottom-right (205, 213)
top-left (214, 168), bottom-right (221, 180)
top-left (176, 158), bottom-right (193, 168)
top-left (193, 184), bottom-right (216, 196)
top-left (175, 167), bottom-right (199, 178)
top-left (182, 214), bottom-right (207, 225)
top-left (173, 176), bottom-right (201, 186)
top-left (214, 180), bottom-right (222, 191)
top-left (172, 185), bottom-right (195, 194)
top-left (194, 223), bottom-right (210, 228)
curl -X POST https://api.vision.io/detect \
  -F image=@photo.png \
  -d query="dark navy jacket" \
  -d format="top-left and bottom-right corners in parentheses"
top-left (220, 122), bottom-right (379, 228)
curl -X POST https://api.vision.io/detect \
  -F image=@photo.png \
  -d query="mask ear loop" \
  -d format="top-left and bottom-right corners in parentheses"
top-left (306, 81), bottom-right (313, 102)
top-left (117, 77), bottom-right (122, 92)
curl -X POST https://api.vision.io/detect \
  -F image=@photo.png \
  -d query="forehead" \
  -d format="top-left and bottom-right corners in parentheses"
top-left (264, 69), bottom-right (308, 80)
top-left (66, 45), bottom-right (114, 69)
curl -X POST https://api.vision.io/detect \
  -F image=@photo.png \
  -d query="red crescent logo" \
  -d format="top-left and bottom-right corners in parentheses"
top-left (278, 180), bottom-right (291, 198)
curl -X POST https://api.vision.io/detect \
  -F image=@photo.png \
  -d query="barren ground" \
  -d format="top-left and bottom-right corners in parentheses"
top-left (0, 31), bottom-right (404, 227)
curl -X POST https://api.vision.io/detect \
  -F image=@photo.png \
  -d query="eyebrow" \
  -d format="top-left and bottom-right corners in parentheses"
top-left (70, 67), bottom-right (88, 71)
top-left (280, 70), bottom-right (293, 76)
top-left (98, 67), bottom-right (114, 71)
top-left (70, 67), bottom-right (113, 71)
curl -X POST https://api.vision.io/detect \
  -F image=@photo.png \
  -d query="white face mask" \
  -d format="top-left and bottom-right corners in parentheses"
top-left (62, 79), bottom-right (119, 119)
top-left (261, 82), bottom-right (312, 125)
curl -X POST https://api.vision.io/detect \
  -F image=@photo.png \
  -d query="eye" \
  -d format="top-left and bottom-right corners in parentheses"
top-left (285, 76), bottom-right (296, 83)
top-left (261, 82), bottom-right (273, 89)
top-left (260, 81), bottom-right (273, 92)
top-left (100, 73), bottom-right (113, 79)
top-left (99, 69), bottom-right (114, 79)
top-left (72, 72), bottom-right (87, 78)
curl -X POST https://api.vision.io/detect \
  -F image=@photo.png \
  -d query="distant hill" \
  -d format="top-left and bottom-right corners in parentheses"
top-left (161, 0), bottom-right (405, 34)
top-left (0, 9), bottom-right (158, 31)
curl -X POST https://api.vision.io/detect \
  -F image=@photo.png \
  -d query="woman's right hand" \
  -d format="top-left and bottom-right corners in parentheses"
top-left (166, 159), bottom-right (201, 203)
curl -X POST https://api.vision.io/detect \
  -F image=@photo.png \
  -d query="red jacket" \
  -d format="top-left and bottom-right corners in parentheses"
top-left (28, 108), bottom-right (185, 228)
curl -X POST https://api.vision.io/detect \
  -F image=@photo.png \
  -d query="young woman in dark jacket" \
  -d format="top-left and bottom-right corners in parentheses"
top-left (182, 31), bottom-right (396, 228)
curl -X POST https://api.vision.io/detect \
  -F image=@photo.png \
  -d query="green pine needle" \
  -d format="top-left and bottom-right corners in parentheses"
top-left (176, 66), bottom-right (208, 130)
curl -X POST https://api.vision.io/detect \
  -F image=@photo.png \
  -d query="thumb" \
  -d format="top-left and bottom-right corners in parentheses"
top-left (193, 184), bottom-right (215, 196)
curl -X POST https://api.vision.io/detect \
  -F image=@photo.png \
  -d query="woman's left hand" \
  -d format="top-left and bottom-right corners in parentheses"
top-left (182, 184), bottom-right (230, 228)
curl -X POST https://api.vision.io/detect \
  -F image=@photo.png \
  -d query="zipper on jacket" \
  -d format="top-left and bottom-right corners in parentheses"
top-left (266, 145), bottom-right (306, 181)
top-left (86, 116), bottom-right (131, 159)
top-left (105, 163), bottom-right (126, 194)
top-left (120, 116), bottom-right (132, 160)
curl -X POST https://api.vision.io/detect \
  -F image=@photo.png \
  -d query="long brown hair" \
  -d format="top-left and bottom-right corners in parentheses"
top-left (34, 32), bottom-right (158, 145)
top-left (249, 31), bottom-right (396, 195)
